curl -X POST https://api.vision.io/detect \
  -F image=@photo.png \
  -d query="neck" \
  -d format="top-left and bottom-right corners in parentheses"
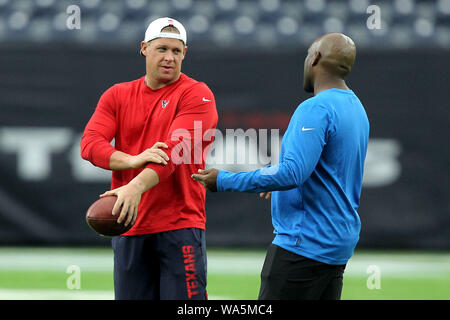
top-left (313, 72), bottom-right (349, 96)
top-left (145, 73), bottom-right (181, 90)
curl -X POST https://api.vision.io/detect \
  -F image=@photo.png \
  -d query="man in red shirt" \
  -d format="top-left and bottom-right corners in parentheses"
top-left (80, 17), bottom-right (218, 300)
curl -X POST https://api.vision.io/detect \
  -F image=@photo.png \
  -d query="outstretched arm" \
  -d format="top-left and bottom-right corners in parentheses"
top-left (192, 102), bottom-right (332, 194)
top-left (192, 162), bottom-right (298, 193)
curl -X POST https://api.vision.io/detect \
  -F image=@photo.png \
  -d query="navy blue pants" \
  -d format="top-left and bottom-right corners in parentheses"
top-left (111, 228), bottom-right (207, 300)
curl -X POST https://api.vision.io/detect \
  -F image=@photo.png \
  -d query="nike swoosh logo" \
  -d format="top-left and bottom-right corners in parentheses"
top-left (202, 97), bottom-right (211, 102)
top-left (302, 126), bottom-right (315, 131)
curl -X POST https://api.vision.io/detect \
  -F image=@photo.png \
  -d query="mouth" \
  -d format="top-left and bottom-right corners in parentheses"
top-left (160, 66), bottom-right (174, 72)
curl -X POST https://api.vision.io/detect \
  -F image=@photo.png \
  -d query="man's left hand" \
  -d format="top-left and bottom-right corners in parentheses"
top-left (191, 168), bottom-right (219, 192)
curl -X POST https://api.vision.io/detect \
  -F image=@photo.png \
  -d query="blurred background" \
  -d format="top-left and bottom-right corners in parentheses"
top-left (0, 0), bottom-right (449, 299)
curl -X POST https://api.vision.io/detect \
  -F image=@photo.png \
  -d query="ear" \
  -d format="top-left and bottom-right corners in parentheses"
top-left (311, 51), bottom-right (321, 66)
top-left (140, 41), bottom-right (148, 57)
top-left (181, 45), bottom-right (188, 60)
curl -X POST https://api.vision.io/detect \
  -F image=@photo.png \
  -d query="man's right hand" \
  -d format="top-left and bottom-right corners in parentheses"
top-left (128, 142), bottom-right (169, 169)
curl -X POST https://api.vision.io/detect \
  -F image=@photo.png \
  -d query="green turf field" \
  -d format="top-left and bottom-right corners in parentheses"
top-left (0, 247), bottom-right (448, 300)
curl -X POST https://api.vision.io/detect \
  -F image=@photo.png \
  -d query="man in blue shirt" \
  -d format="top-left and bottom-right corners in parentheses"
top-left (192, 33), bottom-right (369, 300)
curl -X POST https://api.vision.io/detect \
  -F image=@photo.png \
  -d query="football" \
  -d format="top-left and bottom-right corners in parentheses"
top-left (86, 195), bottom-right (132, 237)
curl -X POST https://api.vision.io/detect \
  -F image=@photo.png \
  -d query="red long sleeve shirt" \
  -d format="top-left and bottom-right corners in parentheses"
top-left (81, 73), bottom-right (218, 235)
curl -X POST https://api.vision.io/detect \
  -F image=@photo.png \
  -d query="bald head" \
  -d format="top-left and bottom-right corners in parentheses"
top-left (303, 33), bottom-right (356, 93)
top-left (313, 33), bottom-right (356, 77)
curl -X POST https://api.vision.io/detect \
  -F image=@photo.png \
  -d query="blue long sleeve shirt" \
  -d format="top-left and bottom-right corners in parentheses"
top-left (217, 89), bottom-right (369, 265)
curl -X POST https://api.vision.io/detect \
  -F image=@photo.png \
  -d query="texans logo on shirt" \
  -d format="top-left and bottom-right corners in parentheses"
top-left (161, 100), bottom-right (170, 108)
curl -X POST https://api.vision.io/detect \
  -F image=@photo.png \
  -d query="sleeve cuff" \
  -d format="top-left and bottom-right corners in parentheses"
top-left (216, 170), bottom-right (228, 192)
top-left (95, 146), bottom-right (116, 170)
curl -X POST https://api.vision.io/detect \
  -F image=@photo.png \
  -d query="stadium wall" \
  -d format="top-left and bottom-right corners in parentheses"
top-left (0, 45), bottom-right (448, 249)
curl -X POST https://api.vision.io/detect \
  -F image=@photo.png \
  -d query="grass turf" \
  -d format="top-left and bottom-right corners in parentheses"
top-left (0, 248), bottom-right (449, 300)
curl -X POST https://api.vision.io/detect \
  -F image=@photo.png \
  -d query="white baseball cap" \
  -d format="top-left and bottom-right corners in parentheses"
top-left (143, 17), bottom-right (187, 45)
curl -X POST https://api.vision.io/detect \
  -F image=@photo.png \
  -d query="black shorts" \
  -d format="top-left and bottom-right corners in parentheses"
top-left (111, 228), bottom-right (207, 300)
top-left (258, 244), bottom-right (346, 300)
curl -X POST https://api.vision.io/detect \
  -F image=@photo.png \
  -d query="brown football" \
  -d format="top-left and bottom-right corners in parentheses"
top-left (86, 195), bottom-right (132, 237)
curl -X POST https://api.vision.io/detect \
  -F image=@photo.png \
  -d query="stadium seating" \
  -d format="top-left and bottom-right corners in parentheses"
top-left (0, 0), bottom-right (448, 48)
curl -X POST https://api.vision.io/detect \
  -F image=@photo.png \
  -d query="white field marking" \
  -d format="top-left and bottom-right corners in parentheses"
top-left (0, 288), bottom-right (114, 300)
top-left (0, 248), bottom-right (449, 278)
top-left (0, 288), bottom-right (231, 300)
top-left (0, 251), bottom-right (113, 272)
top-left (207, 252), bottom-right (450, 278)
top-left (0, 247), bottom-right (114, 271)
top-left (207, 255), bottom-right (264, 275)
top-left (344, 252), bottom-right (450, 278)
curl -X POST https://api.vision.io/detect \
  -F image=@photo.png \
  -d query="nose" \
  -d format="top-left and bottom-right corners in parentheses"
top-left (163, 51), bottom-right (175, 62)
